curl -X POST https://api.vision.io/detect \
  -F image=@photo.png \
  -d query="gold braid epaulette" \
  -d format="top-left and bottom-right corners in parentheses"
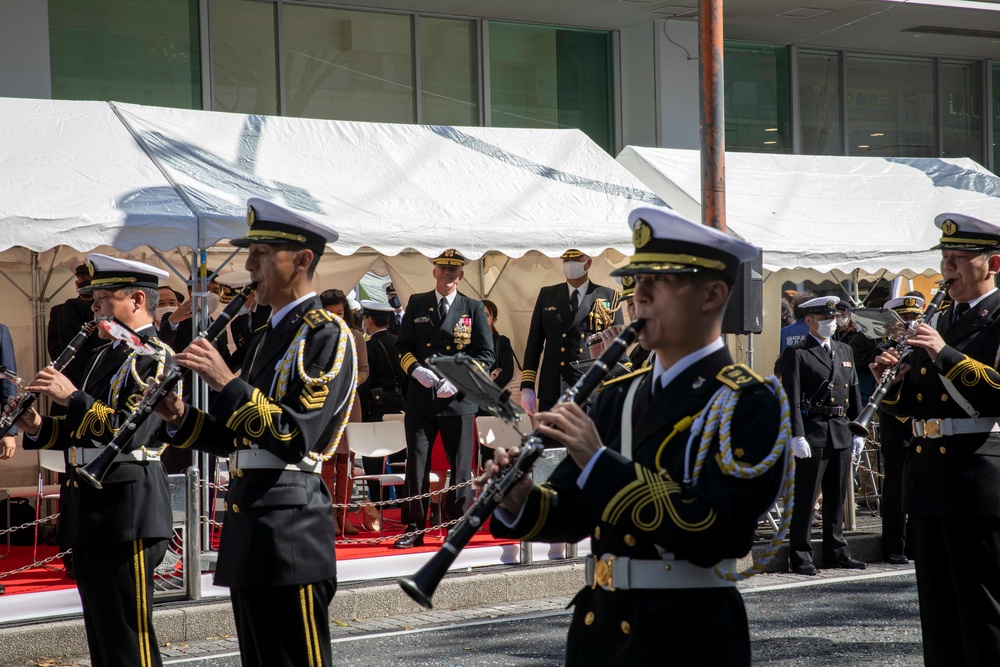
top-left (303, 308), bottom-right (336, 329)
top-left (716, 363), bottom-right (765, 390)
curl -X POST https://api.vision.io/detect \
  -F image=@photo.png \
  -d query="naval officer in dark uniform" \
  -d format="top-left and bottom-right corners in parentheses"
top-left (487, 206), bottom-right (787, 666)
top-left (781, 296), bottom-right (866, 575)
top-left (15, 254), bottom-right (173, 667)
top-left (152, 198), bottom-right (356, 667)
top-left (520, 250), bottom-right (623, 414)
top-left (873, 213), bottom-right (1000, 666)
top-left (393, 249), bottom-right (494, 548)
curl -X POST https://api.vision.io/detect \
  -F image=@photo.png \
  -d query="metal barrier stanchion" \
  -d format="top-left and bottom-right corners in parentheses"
top-left (185, 466), bottom-right (202, 601)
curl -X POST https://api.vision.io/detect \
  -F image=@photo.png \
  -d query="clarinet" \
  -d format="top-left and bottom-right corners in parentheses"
top-left (848, 280), bottom-right (953, 438)
top-left (398, 319), bottom-right (645, 609)
top-left (77, 284), bottom-right (255, 489)
top-left (0, 320), bottom-right (99, 439)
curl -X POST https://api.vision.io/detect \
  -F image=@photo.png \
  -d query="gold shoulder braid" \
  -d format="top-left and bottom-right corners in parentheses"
top-left (681, 365), bottom-right (794, 581)
top-left (273, 310), bottom-right (357, 462)
top-left (588, 293), bottom-right (622, 333)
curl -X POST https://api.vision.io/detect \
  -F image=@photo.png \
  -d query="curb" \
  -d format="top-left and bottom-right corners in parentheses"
top-left (0, 532), bottom-right (886, 666)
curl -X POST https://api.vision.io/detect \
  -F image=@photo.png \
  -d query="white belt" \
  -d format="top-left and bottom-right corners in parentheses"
top-left (70, 447), bottom-right (160, 466)
top-left (911, 417), bottom-right (1000, 439)
top-left (230, 448), bottom-right (322, 474)
top-left (584, 554), bottom-right (737, 591)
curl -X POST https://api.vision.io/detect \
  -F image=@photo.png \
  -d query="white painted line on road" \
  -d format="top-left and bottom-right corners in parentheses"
top-left (162, 609), bottom-right (572, 664)
top-left (742, 567), bottom-right (915, 593)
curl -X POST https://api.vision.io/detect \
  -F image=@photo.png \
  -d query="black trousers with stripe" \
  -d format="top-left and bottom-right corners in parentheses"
top-left (73, 538), bottom-right (169, 667)
top-left (231, 578), bottom-right (337, 667)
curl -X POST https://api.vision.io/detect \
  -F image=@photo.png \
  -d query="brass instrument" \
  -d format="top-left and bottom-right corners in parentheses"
top-left (398, 319), bottom-right (644, 609)
top-left (848, 280), bottom-right (954, 438)
top-left (78, 284), bottom-right (255, 489)
top-left (0, 320), bottom-right (98, 439)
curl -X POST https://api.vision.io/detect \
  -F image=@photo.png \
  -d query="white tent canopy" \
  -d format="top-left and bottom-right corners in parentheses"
top-left (617, 146), bottom-right (1000, 277)
top-left (0, 98), bottom-right (661, 385)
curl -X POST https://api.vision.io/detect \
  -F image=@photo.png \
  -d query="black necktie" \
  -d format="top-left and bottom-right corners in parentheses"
top-left (439, 297), bottom-right (449, 321)
top-left (570, 289), bottom-right (580, 312)
top-left (953, 302), bottom-right (970, 324)
top-left (249, 324), bottom-right (272, 378)
top-left (823, 342), bottom-right (834, 359)
top-left (395, 313), bottom-right (402, 328)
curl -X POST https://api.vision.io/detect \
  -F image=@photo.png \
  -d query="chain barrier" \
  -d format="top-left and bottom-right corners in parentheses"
top-left (0, 548), bottom-right (71, 581)
top-left (0, 512), bottom-right (59, 538)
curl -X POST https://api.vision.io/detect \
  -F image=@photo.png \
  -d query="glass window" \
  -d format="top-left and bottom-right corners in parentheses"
top-left (941, 60), bottom-right (984, 164)
top-left (420, 17), bottom-right (478, 126)
top-left (845, 55), bottom-right (934, 157)
top-left (210, 0), bottom-right (277, 115)
top-left (282, 6), bottom-right (414, 123)
top-left (49, 0), bottom-right (201, 108)
top-left (488, 22), bottom-right (613, 152)
top-left (724, 42), bottom-right (791, 154)
top-left (994, 63), bottom-right (1000, 173)
top-left (799, 50), bottom-right (842, 155)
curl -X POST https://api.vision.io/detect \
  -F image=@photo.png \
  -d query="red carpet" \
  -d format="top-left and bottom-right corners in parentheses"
top-left (0, 545), bottom-right (76, 597)
top-left (0, 512), bottom-right (515, 598)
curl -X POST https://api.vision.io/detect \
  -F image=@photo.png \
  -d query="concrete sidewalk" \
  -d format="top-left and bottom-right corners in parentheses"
top-left (0, 510), bottom-right (887, 667)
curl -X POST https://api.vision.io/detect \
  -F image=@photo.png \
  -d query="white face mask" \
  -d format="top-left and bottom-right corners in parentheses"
top-left (836, 315), bottom-right (850, 327)
top-left (195, 293), bottom-right (221, 316)
top-left (816, 319), bottom-right (837, 339)
top-left (154, 306), bottom-right (173, 321)
top-left (562, 260), bottom-right (588, 281)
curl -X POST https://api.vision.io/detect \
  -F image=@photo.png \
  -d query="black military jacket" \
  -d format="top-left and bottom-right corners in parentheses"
top-left (882, 291), bottom-right (1000, 516)
top-left (781, 335), bottom-right (862, 450)
top-left (395, 291), bottom-right (494, 417)
top-left (162, 295), bottom-right (354, 588)
top-left (521, 281), bottom-right (623, 404)
top-left (492, 348), bottom-right (783, 664)
top-left (25, 323), bottom-right (172, 547)
top-left (229, 305), bottom-right (271, 370)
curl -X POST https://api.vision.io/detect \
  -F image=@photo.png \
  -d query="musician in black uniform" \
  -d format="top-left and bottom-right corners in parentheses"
top-left (393, 249), bottom-right (494, 548)
top-left (384, 281), bottom-right (404, 335)
top-left (619, 274), bottom-right (652, 369)
top-left (15, 254), bottom-right (173, 667)
top-left (520, 250), bottom-right (623, 414)
top-left (357, 299), bottom-right (407, 501)
top-left (781, 296), bottom-right (866, 576)
top-left (876, 295), bottom-right (924, 566)
top-left (873, 213), bottom-right (1000, 666)
top-left (152, 198), bottom-right (355, 667)
top-left (488, 206), bottom-right (786, 666)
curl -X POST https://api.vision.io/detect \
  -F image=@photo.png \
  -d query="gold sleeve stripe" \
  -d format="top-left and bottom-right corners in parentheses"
top-left (521, 370), bottom-right (537, 383)
top-left (400, 353), bottom-right (418, 374)
top-left (945, 356), bottom-right (1000, 390)
top-left (601, 464), bottom-right (716, 533)
top-left (520, 485), bottom-right (552, 541)
top-left (74, 401), bottom-right (116, 440)
top-left (40, 416), bottom-right (64, 450)
top-left (176, 409), bottom-right (205, 450)
top-left (300, 383), bottom-right (329, 411)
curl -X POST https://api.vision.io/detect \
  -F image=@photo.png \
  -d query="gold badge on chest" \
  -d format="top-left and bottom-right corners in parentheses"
top-left (453, 315), bottom-right (472, 349)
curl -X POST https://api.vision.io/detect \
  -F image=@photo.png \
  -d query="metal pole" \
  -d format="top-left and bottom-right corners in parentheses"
top-left (185, 466), bottom-right (203, 600)
top-left (699, 0), bottom-right (726, 232)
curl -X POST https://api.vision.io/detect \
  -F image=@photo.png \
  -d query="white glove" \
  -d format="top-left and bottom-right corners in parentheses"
top-left (435, 379), bottom-right (458, 399)
top-left (521, 388), bottom-right (537, 415)
top-left (791, 436), bottom-right (811, 459)
top-left (412, 366), bottom-right (440, 389)
top-left (852, 435), bottom-right (865, 457)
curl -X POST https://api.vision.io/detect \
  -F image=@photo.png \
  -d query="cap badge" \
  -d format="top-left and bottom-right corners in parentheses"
top-left (633, 219), bottom-right (653, 249)
top-left (621, 275), bottom-right (635, 288)
top-left (942, 219), bottom-right (957, 236)
top-left (826, 299), bottom-right (837, 309)
top-left (87, 261), bottom-right (96, 276)
top-left (443, 249), bottom-right (456, 258)
top-left (904, 297), bottom-right (916, 308)
top-left (246, 205), bottom-right (256, 227)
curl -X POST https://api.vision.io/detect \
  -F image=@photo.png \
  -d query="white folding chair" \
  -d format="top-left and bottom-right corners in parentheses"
top-left (347, 421), bottom-right (437, 535)
top-left (0, 447), bottom-right (61, 559)
top-left (475, 415), bottom-right (524, 468)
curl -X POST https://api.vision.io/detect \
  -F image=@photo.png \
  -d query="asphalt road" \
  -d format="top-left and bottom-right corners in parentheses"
top-left (55, 566), bottom-right (923, 667)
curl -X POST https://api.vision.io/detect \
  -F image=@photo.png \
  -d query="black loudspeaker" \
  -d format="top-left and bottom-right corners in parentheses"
top-left (722, 249), bottom-right (763, 335)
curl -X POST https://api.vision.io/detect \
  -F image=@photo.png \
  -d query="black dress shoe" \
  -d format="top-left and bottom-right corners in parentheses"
top-left (885, 553), bottom-right (909, 565)
top-left (792, 562), bottom-right (817, 576)
top-left (393, 533), bottom-right (425, 549)
top-left (830, 557), bottom-right (867, 570)
top-left (0, 583), bottom-right (5, 595)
